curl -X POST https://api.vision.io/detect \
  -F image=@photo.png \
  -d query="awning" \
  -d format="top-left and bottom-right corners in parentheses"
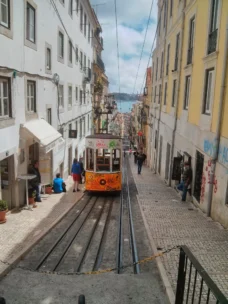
top-left (22, 119), bottom-right (64, 153)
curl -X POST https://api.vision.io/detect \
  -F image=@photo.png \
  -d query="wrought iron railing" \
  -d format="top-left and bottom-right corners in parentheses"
top-left (175, 246), bottom-right (228, 304)
top-left (187, 47), bottom-right (193, 65)
top-left (208, 29), bottom-right (218, 54)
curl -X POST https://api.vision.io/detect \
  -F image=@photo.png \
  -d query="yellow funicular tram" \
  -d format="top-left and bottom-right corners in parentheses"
top-left (85, 134), bottom-right (122, 192)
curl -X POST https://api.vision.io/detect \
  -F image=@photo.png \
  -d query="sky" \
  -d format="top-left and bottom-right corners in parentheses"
top-left (90, 0), bottom-right (158, 94)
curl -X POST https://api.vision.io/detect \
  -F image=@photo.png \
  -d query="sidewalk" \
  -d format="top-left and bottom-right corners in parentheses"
top-left (129, 158), bottom-right (228, 300)
top-left (0, 177), bottom-right (84, 278)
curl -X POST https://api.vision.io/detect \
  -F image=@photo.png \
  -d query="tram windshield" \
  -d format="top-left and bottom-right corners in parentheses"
top-left (86, 148), bottom-right (121, 172)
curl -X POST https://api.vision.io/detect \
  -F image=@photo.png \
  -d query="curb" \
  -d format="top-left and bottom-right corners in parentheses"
top-left (136, 194), bottom-right (175, 304)
top-left (0, 191), bottom-right (85, 281)
top-left (129, 161), bottom-right (175, 304)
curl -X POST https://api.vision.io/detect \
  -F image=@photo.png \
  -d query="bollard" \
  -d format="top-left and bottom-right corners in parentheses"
top-left (78, 295), bottom-right (85, 304)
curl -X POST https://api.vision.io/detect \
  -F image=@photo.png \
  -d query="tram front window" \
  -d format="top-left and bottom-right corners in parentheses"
top-left (112, 149), bottom-right (121, 172)
top-left (86, 148), bottom-right (94, 171)
top-left (96, 149), bottom-right (110, 172)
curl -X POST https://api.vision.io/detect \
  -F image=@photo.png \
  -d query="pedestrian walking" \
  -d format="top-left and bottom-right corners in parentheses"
top-left (28, 160), bottom-right (42, 202)
top-left (177, 162), bottom-right (192, 202)
top-left (137, 150), bottom-right (147, 174)
top-left (129, 149), bottom-right (132, 157)
top-left (133, 150), bottom-right (138, 164)
top-left (71, 158), bottom-right (82, 192)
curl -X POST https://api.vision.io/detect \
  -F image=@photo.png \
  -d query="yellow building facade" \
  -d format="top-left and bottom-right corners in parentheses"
top-left (150, 0), bottom-right (228, 227)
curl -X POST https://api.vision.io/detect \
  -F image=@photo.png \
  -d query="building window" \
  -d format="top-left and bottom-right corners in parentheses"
top-left (80, 89), bottom-right (83, 104)
top-left (84, 54), bottom-right (86, 70)
top-left (58, 84), bottom-right (64, 108)
top-left (68, 40), bottom-right (73, 64)
top-left (184, 76), bottom-right (191, 110)
top-left (164, 82), bottom-right (167, 105)
top-left (163, 0), bottom-right (166, 29)
top-left (26, 3), bottom-right (35, 43)
top-left (80, 4), bottom-right (83, 31)
top-left (158, 84), bottom-right (162, 104)
top-left (208, 0), bottom-right (219, 54)
top-left (91, 29), bottom-right (93, 45)
top-left (68, 85), bottom-right (72, 107)
top-left (87, 114), bottom-right (89, 131)
top-left (79, 118), bottom-right (82, 137)
top-left (166, 44), bottom-right (170, 75)
top-left (187, 17), bottom-right (195, 65)
top-left (46, 47), bottom-right (51, 71)
top-left (75, 86), bottom-right (78, 101)
top-left (203, 68), bottom-right (214, 114)
top-left (154, 86), bottom-right (157, 103)
top-left (88, 23), bottom-right (90, 43)
top-left (156, 57), bottom-right (158, 81)
top-left (76, 0), bottom-right (79, 13)
top-left (84, 13), bottom-right (87, 37)
top-left (170, 0), bottom-right (173, 17)
top-left (0, 0), bottom-right (10, 28)
top-left (58, 31), bottom-right (64, 59)
top-left (27, 81), bottom-right (36, 112)
top-left (80, 51), bottom-right (83, 70)
top-left (88, 59), bottom-right (90, 70)
top-left (69, 0), bottom-right (73, 16)
top-left (226, 183), bottom-right (228, 205)
top-left (75, 46), bottom-right (79, 63)
top-left (47, 108), bottom-right (52, 125)
top-left (172, 79), bottom-right (177, 107)
top-left (83, 91), bottom-right (86, 104)
top-left (0, 78), bottom-right (11, 118)
top-left (174, 33), bottom-right (180, 71)
top-left (160, 52), bottom-right (163, 78)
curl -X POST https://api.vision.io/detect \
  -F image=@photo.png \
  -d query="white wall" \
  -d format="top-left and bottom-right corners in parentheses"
top-left (0, 0), bottom-right (98, 206)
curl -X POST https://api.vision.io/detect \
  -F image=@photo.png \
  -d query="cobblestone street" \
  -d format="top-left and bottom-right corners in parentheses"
top-left (0, 177), bottom-right (84, 277)
top-left (130, 158), bottom-right (228, 299)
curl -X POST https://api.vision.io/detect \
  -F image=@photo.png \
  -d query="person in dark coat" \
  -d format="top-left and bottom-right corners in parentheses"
top-left (133, 150), bottom-right (139, 164)
top-left (28, 160), bottom-right (42, 202)
top-left (137, 151), bottom-right (147, 174)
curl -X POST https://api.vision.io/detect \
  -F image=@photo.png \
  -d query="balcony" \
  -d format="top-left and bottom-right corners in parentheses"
top-left (187, 47), bottom-right (193, 65)
top-left (96, 54), bottom-right (105, 72)
top-left (207, 29), bottom-right (218, 54)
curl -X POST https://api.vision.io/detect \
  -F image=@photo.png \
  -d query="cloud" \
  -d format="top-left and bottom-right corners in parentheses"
top-left (90, 0), bottom-right (158, 94)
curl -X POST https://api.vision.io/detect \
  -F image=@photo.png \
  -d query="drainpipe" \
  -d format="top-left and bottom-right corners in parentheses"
top-left (207, 19), bottom-right (228, 217)
top-left (168, 0), bottom-right (186, 186)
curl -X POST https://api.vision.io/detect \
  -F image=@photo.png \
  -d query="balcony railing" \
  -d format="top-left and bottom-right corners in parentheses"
top-left (207, 29), bottom-right (218, 54)
top-left (96, 54), bottom-right (105, 72)
top-left (187, 47), bottom-right (193, 65)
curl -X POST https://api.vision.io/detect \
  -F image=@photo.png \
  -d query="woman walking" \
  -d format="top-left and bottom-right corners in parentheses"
top-left (71, 158), bottom-right (82, 192)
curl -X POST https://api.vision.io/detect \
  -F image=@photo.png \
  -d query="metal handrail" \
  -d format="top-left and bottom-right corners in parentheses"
top-left (175, 246), bottom-right (228, 304)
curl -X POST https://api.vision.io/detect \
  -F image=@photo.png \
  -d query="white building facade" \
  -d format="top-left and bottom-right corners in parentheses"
top-left (0, 0), bottom-right (99, 209)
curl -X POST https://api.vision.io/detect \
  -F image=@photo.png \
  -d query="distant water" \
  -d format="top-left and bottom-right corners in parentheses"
top-left (116, 100), bottom-right (136, 113)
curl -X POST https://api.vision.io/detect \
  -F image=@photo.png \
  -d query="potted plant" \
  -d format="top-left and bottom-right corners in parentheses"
top-left (45, 183), bottom-right (53, 195)
top-left (28, 189), bottom-right (36, 207)
top-left (0, 200), bottom-right (8, 224)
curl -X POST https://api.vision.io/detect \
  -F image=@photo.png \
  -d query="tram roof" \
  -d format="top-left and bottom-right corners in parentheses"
top-left (86, 134), bottom-right (122, 140)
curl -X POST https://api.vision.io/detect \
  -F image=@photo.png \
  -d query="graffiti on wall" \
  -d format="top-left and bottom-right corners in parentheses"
top-left (200, 160), bottom-right (218, 202)
top-left (203, 139), bottom-right (228, 166)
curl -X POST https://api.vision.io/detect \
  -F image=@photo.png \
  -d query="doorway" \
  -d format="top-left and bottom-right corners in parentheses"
top-left (68, 146), bottom-right (72, 175)
top-left (0, 155), bottom-right (14, 209)
top-left (158, 136), bottom-right (163, 174)
top-left (194, 150), bottom-right (204, 202)
top-left (75, 148), bottom-right (78, 161)
top-left (29, 143), bottom-right (39, 165)
top-left (165, 143), bottom-right (171, 180)
top-left (59, 162), bottom-right (64, 178)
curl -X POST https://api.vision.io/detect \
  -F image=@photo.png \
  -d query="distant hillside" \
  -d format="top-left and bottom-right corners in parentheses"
top-left (112, 93), bottom-right (139, 101)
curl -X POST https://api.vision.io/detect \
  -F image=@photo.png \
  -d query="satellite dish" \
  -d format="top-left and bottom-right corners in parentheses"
top-left (53, 73), bottom-right (60, 85)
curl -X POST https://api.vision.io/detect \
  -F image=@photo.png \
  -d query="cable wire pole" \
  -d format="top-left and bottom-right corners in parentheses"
top-left (132, 0), bottom-right (155, 95)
